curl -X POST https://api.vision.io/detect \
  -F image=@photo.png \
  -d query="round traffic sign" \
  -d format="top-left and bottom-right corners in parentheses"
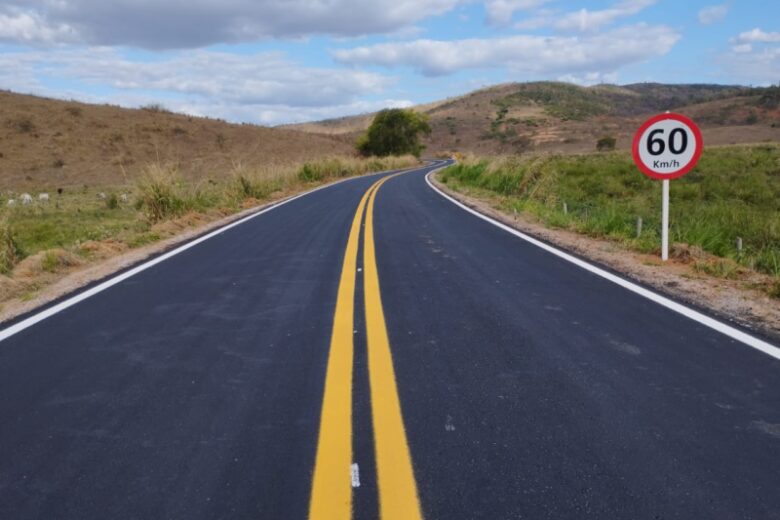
top-left (632, 113), bottom-right (703, 180)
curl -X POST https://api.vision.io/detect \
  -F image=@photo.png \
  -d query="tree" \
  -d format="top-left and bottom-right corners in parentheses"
top-left (357, 109), bottom-right (431, 157)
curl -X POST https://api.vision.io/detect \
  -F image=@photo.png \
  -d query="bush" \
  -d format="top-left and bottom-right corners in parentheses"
top-left (298, 163), bottom-right (324, 182)
top-left (7, 117), bottom-right (35, 134)
top-left (596, 136), bottom-right (617, 151)
top-left (105, 193), bottom-right (119, 210)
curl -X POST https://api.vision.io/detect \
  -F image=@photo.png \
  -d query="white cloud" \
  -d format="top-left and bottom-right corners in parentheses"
top-left (698, 4), bottom-right (728, 25)
top-left (514, 0), bottom-right (656, 32)
top-left (484, 0), bottom-right (550, 26)
top-left (0, 48), bottom-right (400, 124)
top-left (722, 47), bottom-right (780, 86)
top-left (735, 28), bottom-right (780, 43)
top-left (557, 71), bottom-right (619, 86)
top-left (334, 24), bottom-right (680, 77)
top-left (0, 0), bottom-right (464, 48)
top-left (721, 28), bottom-right (780, 85)
top-left (0, 9), bottom-right (77, 44)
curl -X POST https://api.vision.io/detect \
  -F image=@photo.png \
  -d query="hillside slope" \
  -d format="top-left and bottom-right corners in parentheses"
top-left (285, 82), bottom-right (780, 155)
top-left (0, 91), bottom-right (354, 189)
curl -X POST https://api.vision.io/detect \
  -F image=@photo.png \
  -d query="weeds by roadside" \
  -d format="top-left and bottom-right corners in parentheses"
top-left (440, 144), bottom-right (780, 295)
top-left (0, 154), bottom-right (419, 305)
top-left (0, 217), bottom-right (20, 274)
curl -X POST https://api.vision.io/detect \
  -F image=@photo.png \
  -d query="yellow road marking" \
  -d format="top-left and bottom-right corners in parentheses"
top-left (309, 180), bottom-right (381, 520)
top-left (364, 177), bottom-right (424, 520)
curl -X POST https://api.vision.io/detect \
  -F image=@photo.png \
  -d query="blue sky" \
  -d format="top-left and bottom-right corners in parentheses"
top-left (0, 1), bottom-right (777, 125)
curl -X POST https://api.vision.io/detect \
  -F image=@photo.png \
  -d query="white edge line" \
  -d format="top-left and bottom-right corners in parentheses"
top-left (425, 168), bottom-right (780, 361)
top-left (0, 164), bottom-right (427, 343)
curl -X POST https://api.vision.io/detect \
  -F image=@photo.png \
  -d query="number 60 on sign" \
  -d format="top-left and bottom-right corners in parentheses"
top-left (632, 112), bottom-right (703, 180)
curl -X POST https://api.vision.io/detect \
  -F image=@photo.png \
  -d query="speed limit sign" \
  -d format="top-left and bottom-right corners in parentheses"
top-left (632, 112), bottom-right (703, 261)
top-left (632, 113), bottom-right (703, 180)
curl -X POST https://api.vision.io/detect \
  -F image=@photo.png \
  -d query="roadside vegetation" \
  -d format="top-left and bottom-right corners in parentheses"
top-left (439, 144), bottom-right (780, 296)
top-left (0, 154), bottom-right (418, 303)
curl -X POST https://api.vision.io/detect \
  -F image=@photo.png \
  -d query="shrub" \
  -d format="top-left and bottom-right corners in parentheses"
top-left (298, 163), bottom-right (324, 182)
top-left (7, 117), bottom-right (35, 134)
top-left (105, 193), bottom-right (119, 210)
top-left (596, 136), bottom-right (617, 151)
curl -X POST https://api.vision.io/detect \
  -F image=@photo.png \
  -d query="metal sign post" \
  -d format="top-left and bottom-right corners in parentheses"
top-left (632, 113), bottom-right (703, 261)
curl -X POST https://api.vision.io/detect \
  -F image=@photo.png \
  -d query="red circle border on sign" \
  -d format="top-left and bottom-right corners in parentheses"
top-left (632, 112), bottom-right (704, 180)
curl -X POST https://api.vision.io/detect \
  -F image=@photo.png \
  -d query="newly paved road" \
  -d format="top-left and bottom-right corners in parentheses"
top-left (1, 161), bottom-right (778, 519)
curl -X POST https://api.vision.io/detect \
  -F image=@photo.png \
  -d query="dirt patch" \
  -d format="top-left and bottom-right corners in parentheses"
top-left (78, 240), bottom-right (129, 260)
top-left (0, 275), bottom-right (21, 301)
top-left (431, 173), bottom-right (780, 343)
top-left (12, 249), bottom-right (85, 278)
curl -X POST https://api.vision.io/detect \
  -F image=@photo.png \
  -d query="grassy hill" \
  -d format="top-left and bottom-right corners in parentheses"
top-left (284, 82), bottom-right (780, 155)
top-left (0, 90), bottom-right (354, 189)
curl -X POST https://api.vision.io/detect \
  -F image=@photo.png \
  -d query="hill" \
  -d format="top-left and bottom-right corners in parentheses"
top-left (0, 90), bottom-right (354, 189)
top-left (284, 82), bottom-right (780, 155)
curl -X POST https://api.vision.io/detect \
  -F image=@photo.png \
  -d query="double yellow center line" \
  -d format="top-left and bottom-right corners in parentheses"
top-left (309, 175), bottom-right (423, 520)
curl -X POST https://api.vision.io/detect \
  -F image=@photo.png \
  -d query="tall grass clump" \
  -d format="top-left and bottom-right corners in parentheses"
top-left (0, 216), bottom-right (20, 273)
top-left (227, 162), bottom-right (291, 202)
top-left (441, 145), bottom-right (780, 281)
top-left (136, 164), bottom-right (189, 222)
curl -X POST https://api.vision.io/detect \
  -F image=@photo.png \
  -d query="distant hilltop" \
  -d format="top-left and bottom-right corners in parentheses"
top-left (282, 82), bottom-right (780, 155)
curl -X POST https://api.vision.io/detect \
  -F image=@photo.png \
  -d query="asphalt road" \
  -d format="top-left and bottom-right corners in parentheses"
top-left (0, 161), bottom-right (778, 519)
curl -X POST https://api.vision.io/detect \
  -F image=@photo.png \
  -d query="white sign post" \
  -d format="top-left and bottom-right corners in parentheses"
top-left (632, 113), bottom-right (703, 261)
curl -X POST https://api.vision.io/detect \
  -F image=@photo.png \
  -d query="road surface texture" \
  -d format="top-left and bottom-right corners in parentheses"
top-left (1, 161), bottom-right (778, 519)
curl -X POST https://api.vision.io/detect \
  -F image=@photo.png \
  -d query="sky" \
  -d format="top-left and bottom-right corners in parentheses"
top-left (0, 1), bottom-right (777, 125)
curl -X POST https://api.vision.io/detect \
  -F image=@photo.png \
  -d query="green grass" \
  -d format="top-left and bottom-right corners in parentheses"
top-left (440, 145), bottom-right (780, 283)
top-left (7, 200), bottom-right (140, 257)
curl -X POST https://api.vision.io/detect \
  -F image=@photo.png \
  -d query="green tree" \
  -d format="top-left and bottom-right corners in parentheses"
top-left (357, 108), bottom-right (431, 157)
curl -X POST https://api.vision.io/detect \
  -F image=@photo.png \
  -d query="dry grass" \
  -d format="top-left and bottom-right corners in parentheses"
top-left (0, 90), bottom-right (355, 189)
